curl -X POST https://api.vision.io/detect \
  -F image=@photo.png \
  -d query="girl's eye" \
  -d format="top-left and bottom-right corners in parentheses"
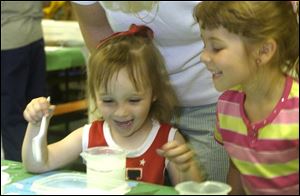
top-left (102, 99), bottom-right (114, 103)
top-left (129, 99), bottom-right (141, 103)
top-left (212, 47), bottom-right (223, 53)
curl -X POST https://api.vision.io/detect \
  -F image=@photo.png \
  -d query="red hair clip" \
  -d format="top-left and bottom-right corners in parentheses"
top-left (290, 1), bottom-right (299, 13)
top-left (290, 1), bottom-right (299, 23)
top-left (96, 24), bottom-right (154, 49)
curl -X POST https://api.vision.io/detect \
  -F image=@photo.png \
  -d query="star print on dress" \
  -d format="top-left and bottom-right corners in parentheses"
top-left (139, 159), bottom-right (146, 166)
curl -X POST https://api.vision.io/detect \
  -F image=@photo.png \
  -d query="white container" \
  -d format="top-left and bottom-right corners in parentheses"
top-left (80, 147), bottom-right (127, 191)
top-left (175, 181), bottom-right (232, 195)
top-left (31, 172), bottom-right (130, 195)
top-left (1, 171), bottom-right (11, 195)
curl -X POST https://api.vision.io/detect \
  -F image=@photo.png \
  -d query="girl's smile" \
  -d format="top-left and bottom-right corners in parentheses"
top-left (113, 119), bottom-right (134, 129)
top-left (208, 69), bottom-right (223, 80)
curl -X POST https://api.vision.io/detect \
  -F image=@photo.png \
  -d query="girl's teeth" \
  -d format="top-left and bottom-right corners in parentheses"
top-left (213, 71), bottom-right (222, 74)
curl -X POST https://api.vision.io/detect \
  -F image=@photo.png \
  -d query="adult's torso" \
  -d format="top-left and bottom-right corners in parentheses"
top-left (1, 1), bottom-right (43, 50)
top-left (99, 1), bottom-right (220, 106)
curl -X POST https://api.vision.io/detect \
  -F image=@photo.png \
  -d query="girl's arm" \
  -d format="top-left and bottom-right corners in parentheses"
top-left (157, 131), bottom-right (204, 185)
top-left (227, 159), bottom-right (245, 195)
top-left (71, 2), bottom-right (113, 52)
top-left (22, 97), bottom-right (83, 173)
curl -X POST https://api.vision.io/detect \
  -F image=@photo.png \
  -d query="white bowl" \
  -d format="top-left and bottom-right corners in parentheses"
top-left (175, 181), bottom-right (232, 195)
top-left (31, 172), bottom-right (130, 195)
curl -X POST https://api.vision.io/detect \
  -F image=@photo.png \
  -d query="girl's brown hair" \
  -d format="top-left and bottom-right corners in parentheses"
top-left (87, 25), bottom-right (179, 123)
top-left (194, 1), bottom-right (299, 78)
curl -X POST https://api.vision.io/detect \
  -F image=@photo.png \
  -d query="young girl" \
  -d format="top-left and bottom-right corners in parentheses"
top-left (194, 1), bottom-right (299, 195)
top-left (22, 24), bottom-right (203, 185)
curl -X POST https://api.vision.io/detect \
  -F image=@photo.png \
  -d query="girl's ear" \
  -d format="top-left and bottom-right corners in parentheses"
top-left (256, 39), bottom-right (277, 66)
top-left (152, 95), bottom-right (157, 102)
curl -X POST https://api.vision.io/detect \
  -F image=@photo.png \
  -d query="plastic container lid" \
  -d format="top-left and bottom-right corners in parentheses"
top-left (31, 172), bottom-right (131, 195)
top-left (1, 171), bottom-right (11, 186)
top-left (175, 181), bottom-right (232, 195)
top-left (1, 171), bottom-right (11, 195)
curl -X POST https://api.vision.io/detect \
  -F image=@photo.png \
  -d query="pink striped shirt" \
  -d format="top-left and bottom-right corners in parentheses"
top-left (215, 76), bottom-right (299, 195)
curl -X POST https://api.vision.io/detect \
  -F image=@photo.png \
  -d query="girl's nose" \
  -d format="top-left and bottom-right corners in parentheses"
top-left (114, 105), bottom-right (129, 117)
top-left (200, 50), bottom-right (211, 65)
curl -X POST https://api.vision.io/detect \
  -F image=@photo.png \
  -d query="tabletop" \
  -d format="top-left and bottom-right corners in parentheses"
top-left (1, 160), bottom-right (178, 195)
top-left (42, 19), bottom-right (87, 72)
top-left (42, 19), bottom-right (84, 47)
top-left (45, 46), bottom-right (86, 72)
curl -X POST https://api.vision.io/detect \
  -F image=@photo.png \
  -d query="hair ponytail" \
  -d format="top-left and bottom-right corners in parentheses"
top-left (96, 24), bottom-right (153, 49)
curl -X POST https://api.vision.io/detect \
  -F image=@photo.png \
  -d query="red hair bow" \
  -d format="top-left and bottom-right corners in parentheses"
top-left (96, 24), bottom-right (154, 49)
top-left (290, 1), bottom-right (299, 23)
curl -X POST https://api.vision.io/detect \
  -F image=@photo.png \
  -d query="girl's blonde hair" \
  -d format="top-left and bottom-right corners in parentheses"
top-left (87, 25), bottom-right (179, 123)
top-left (194, 1), bottom-right (299, 78)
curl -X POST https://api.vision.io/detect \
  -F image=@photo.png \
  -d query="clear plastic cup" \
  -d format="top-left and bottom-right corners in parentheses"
top-left (80, 147), bottom-right (126, 191)
top-left (175, 181), bottom-right (232, 195)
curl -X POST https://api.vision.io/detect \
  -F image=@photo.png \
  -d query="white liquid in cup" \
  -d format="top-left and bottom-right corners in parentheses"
top-left (81, 147), bottom-right (126, 191)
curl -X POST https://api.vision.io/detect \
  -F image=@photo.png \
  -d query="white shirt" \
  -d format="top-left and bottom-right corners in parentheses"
top-left (72, 1), bottom-right (220, 106)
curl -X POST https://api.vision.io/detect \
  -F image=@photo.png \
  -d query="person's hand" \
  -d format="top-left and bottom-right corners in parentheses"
top-left (157, 140), bottom-right (195, 171)
top-left (23, 97), bottom-right (55, 125)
